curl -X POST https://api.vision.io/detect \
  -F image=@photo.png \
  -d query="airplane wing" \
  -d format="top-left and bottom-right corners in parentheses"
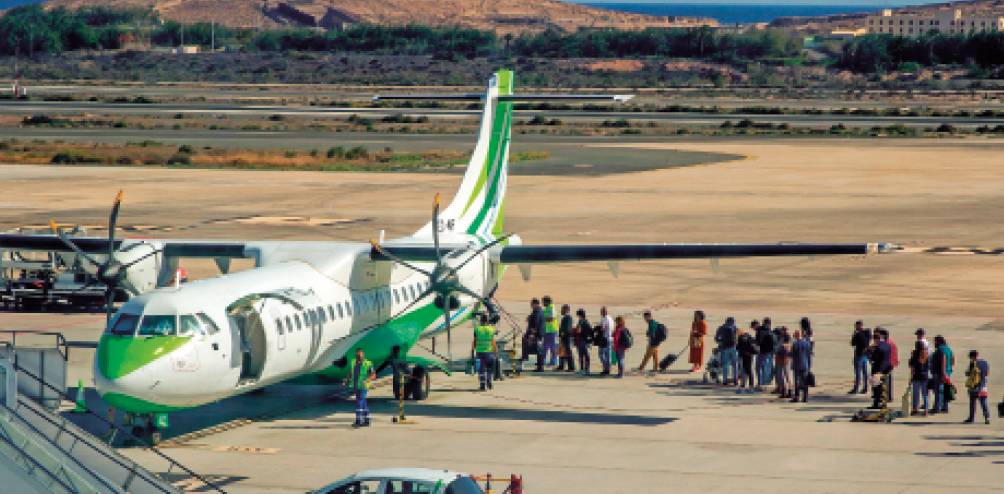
top-left (0, 234), bottom-right (248, 258)
top-left (372, 242), bottom-right (892, 264)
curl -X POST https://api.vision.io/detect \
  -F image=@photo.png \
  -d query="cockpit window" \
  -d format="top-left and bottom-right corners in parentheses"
top-left (137, 315), bottom-right (176, 337)
top-left (108, 314), bottom-right (140, 336)
top-left (178, 315), bottom-right (205, 337)
top-left (196, 313), bottom-right (220, 335)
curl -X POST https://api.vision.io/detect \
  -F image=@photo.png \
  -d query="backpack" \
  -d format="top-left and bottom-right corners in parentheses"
top-left (757, 329), bottom-right (774, 354)
top-left (618, 328), bottom-right (634, 349)
top-left (653, 323), bottom-right (668, 346)
top-left (592, 325), bottom-right (608, 347)
top-left (717, 325), bottom-right (735, 348)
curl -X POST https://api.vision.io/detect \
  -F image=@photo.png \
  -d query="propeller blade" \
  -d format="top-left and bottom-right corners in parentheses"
top-left (105, 285), bottom-right (115, 324)
top-left (122, 248), bottom-right (163, 269)
top-left (455, 233), bottom-right (513, 271)
top-left (107, 190), bottom-right (123, 259)
top-left (454, 284), bottom-right (490, 309)
top-left (432, 193), bottom-right (441, 268)
top-left (444, 305), bottom-right (451, 357)
top-left (50, 220), bottom-right (102, 268)
top-left (369, 240), bottom-right (430, 276)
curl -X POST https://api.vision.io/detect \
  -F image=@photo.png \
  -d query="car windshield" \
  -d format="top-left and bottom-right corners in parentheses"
top-left (444, 477), bottom-right (484, 494)
top-left (137, 315), bottom-right (177, 337)
top-left (108, 313), bottom-right (140, 336)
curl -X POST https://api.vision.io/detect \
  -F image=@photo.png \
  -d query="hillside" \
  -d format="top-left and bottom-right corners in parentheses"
top-left (770, 0), bottom-right (1004, 33)
top-left (41, 0), bottom-right (716, 33)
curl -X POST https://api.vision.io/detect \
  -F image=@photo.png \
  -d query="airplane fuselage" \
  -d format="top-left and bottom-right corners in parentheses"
top-left (94, 239), bottom-right (494, 413)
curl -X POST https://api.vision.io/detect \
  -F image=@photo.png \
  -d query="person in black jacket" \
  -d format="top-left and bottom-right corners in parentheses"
top-left (850, 320), bottom-right (872, 394)
top-left (573, 309), bottom-right (592, 374)
top-left (755, 318), bottom-right (775, 391)
top-left (736, 325), bottom-right (758, 394)
top-left (524, 299), bottom-right (543, 368)
top-left (868, 332), bottom-right (893, 409)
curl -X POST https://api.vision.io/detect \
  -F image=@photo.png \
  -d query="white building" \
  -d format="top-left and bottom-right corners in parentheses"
top-left (866, 9), bottom-right (1004, 37)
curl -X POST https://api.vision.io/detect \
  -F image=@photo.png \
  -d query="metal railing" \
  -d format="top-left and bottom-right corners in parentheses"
top-left (0, 419), bottom-right (77, 494)
top-left (2, 398), bottom-right (123, 493)
top-left (12, 363), bottom-right (224, 493)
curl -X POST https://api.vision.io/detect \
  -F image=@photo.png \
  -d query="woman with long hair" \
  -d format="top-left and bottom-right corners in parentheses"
top-left (775, 327), bottom-right (792, 398)
top-left (612, 315), bottom-right (630, 378)
top-left (909, 340), bottom-right (930, 416)
top-left (800, 317), bottom-right (814, 368)
top-left (689, 310), bottom-right (708, 372)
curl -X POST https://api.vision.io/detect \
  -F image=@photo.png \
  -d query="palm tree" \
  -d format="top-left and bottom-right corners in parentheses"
top-left (695, 25), bottom-right (713, 58)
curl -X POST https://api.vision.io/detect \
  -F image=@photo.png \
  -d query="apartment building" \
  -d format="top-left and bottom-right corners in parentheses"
top-left (866, 9), bottom-right (1004, 37)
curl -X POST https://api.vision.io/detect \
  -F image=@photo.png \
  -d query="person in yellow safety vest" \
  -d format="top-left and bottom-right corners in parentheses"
top-left (344, 348), bottom-right (376, 428)
top-left (472, 314), bottom-right (498, 391)
top-left (542, 295), bottom-right (559, 367)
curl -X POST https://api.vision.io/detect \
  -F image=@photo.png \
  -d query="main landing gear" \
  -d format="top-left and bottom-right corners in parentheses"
top-left (393, 364), bottom-right (431, 402)
top-left (124, 412), bottom-right (168, 445)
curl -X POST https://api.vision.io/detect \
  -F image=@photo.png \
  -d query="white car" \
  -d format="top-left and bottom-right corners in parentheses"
top-left (313, 468), bottom-right (487, 494)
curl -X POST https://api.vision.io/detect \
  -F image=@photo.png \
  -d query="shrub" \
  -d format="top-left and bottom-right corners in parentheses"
top-left (284, 151), bottom-right (297, 158)
top-left (345, 146), bottom-right (369, 159)
top-left (309, 149), bottom-right (319, 157)
top-left (167, 153), bottom-right (192, 165)
top-left (327, 146), bottom-right (345, 159)
top-left (178, 145), bottom-right (195, 154)
top-left (51, 151), bottom-right (100, 164)
top-left (936, 123), bottom-right (956, 133)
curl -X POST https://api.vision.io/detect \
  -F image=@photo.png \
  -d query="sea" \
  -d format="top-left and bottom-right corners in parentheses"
top-left (573, 3), bottom-right (907, 25)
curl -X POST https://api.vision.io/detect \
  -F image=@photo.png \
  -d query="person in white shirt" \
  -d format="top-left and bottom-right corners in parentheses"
top-left (915, 328), bottom-right (931, 354)
top-left (599, 307), bottom-right (615, 375)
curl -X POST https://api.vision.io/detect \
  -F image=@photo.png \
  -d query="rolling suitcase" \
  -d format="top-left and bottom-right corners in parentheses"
top-left (659, 345), bottom-right (689, 371)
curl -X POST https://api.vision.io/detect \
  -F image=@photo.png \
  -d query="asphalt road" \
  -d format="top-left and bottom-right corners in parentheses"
top-left (4, 100), bottom-right (1004, 128)
top-left (22, 85), bottom-right (1004, 110)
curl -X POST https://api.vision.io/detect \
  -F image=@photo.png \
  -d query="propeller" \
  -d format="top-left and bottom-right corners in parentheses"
top-left (370, 194), bottom-right (512, 358)
top-left (50, 190), bottom-right (147, 323)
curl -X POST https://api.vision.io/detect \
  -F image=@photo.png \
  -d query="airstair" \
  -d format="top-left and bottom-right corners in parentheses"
top-left (0, 333), bottom-right (224, 493)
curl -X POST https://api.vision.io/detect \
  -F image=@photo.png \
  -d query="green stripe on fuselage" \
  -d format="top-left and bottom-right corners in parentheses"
top-left (98, 335), bottom-right (191, 380)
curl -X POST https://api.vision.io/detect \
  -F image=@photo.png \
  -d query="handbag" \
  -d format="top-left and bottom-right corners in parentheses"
top-left (805, 371), bottom-right (816, 387)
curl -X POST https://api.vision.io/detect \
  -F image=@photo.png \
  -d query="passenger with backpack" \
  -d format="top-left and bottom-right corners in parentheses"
top-left (755, 318), bottom-right (775, 390)
top-left (964, 350), bottom-right (991, 424)
top-left (774, 327), bottom-right (792, 398)
top-left (715, 317), bottom-right (739, 386)
top-left (572, 309), bottom-right (592, 374)
top-left (736, 325), bottom-right (758, 394)
top-left (790, 330), bottom-right (812, 403)
top-left (637, 311), bottom-right (666, 373)
top-left (689, 311), bottom-right (708, 372)
top-left (611, 316), bottom-right (632, 378)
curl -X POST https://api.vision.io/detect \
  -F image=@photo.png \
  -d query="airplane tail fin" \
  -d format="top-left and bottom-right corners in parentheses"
top-left (374, 71), bottom-right (631, 242)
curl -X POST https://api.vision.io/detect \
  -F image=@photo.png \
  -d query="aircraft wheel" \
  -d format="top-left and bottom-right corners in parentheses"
top-left (392, 365), bottom-right (405, 401)
top-left (411, 365), bottom-right (430, 401)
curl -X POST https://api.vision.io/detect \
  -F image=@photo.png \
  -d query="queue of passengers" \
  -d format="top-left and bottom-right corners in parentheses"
top-left (517, 298), bottom-right (993, 420)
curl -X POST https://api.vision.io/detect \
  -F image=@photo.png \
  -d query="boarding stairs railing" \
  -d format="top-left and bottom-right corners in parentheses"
top-left (0, 335), bottom-right (224, 493)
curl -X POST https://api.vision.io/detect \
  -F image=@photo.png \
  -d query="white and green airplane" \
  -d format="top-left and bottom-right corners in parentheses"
top-left (1, 70), bottom-right (892, 434)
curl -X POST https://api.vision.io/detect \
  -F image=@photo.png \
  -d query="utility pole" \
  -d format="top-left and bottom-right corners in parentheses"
top-left (13, 36), bottom-right (19, 94)
top-left (212, 18), bottom-right (215, 52)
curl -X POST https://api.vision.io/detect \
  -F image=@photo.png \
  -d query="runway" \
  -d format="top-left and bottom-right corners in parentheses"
top-left (4, 99), bottom-right (1004, 128)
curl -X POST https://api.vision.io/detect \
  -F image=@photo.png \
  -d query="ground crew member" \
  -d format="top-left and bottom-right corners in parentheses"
top-left (542, 296), bottom-right (559, 366)
top-left (345, 348), bottom-right (375, 428)
top-left (473, 314), bottom-right (498, 391)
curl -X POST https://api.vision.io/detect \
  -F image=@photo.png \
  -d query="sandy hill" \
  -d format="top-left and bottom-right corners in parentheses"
top-left (42, 0), bottom-right (715, 33)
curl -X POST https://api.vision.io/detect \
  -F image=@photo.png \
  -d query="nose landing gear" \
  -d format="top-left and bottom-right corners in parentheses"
top-left (124, 412), bottom-right (169, 445)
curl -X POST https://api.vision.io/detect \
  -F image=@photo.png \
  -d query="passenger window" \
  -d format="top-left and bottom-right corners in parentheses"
top-left (323, 479), bottom-right (381, 494)
top-left (410, 286), bottom-right (417, 299)
top-left (178, 315), bottom-right (205, 337)
top-left (308, 310), bottom-right (316, 325)
top-left (337, 303), bottom-right (344, 318)
top-left (393, 289), bottom-right (400, 304)
top-left (328, 305), bottom-right (335, 320)
top-left (386, 479), bottom-right (434, 493)
top-left (285, 316), bottom-right (293, 333)
top-left (196, 313), bottom-right (220, 335)
top-left (275, 318), bottom-right (284, 335)
top-left (295, 314), bottom-right (303, 330)
top-left (137, 315), bottom-right (176, 337)
top-left (319, 307), bottom-right (327, 324)
top-left (108, 313), bottom-right (140, 336)
top-left (369, 294), bottom-right (376, 310)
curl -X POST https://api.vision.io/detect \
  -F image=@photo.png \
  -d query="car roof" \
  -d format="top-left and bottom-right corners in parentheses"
top-left (349, 468), bottom-right (466, 482)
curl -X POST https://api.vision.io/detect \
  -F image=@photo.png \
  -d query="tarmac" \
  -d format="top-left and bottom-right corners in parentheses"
top-left (2, 134), bottom-right (1003, 492)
